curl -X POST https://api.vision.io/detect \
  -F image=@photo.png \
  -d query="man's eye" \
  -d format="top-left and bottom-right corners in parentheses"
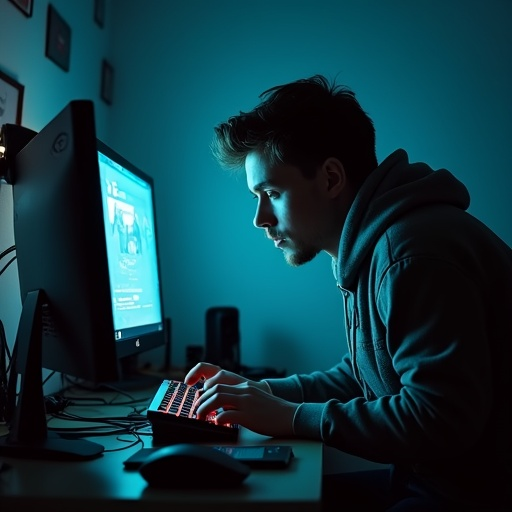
top-left (251, 191), bottom-right (279, 200)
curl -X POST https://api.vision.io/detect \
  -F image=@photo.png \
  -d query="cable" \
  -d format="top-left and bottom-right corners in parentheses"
top-left (4, 339), bottom-right (17, 423)
top-left (47, 408), bottom-right (151, 453)
top-left (0, 319), bottom-right (7, 422)
top-left (44, 394), bottom-right (71, 413)
top-left (0, 245), bottom-right (16, 383)
top-left (48, 411), bottom-right (150, 432)
top-left (0, 248), bottom-right (16, 422)
top-left (62, 374), bottom-right (153, 404)
top-left (0, 256), bottom-right (16, 277)
top-left (0, 245), bottom-right (15, 261)
top-left (42, 370), bottom-right (57, 386)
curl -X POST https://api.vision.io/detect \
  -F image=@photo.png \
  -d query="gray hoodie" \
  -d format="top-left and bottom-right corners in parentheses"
top-left (266, 149), bottom-right (512, 505)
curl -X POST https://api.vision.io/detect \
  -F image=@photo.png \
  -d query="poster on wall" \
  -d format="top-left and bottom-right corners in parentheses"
top-left (94, 0), bottom-right (106, 28)
top-left (0, 70), bottom-right (25, 126)
top-left (101, 60), bottom-right (114, 105)
top-left (8, 0), bottom-right (34, 18)
top-left (45, 4), bottom-right (72, 72)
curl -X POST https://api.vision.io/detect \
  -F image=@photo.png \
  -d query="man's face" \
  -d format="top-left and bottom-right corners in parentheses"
top-left (245, 151), bottom-right (333, 266)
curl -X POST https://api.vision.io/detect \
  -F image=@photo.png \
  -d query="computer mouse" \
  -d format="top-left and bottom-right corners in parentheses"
top-left (139, 443), bottom-right (251, 489)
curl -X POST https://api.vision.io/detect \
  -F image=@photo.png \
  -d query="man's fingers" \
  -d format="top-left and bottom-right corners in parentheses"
top-left (195, 387), bottom-right (244, 420)
top-left (184, 362), bottom-right (221, 385)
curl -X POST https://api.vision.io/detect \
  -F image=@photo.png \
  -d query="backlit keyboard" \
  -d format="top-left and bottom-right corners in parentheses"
top-left (147, 379), bottom-right (240, 444)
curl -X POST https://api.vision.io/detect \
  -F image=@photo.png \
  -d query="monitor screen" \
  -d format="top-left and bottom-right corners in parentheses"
top-left (97, 140), bottom-right (164, 360)
top-left (0, 100), bottom-right (166, 460)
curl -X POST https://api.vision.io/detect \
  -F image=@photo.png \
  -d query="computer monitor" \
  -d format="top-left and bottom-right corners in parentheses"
top-left (0, 100), bottom-right (166, 460)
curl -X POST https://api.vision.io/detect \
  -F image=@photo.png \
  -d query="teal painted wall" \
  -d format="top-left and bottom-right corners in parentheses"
top-left (106, 0), bottom-right (512, 374)
top-left (1, 0), bottom-right (511, 385)
top-left (0, 0), bottom-right (113, 393)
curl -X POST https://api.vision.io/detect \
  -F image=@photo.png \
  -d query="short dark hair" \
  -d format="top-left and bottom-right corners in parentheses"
top-left (211, 75), bottom-right (377, 189)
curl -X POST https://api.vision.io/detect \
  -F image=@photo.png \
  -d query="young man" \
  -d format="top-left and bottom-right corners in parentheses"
top-left (185, 75), bottom-right (511, 510)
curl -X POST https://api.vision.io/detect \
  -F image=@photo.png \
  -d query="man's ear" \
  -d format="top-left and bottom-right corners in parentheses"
top-left (322, 157), bottom-right (346, 198)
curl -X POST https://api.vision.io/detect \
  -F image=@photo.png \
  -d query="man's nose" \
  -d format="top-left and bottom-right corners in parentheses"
top-left (253, 199), bottom-right (277, 228)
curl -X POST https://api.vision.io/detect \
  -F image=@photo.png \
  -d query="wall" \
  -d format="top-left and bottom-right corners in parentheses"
top-left (106, 0), bottom-right (512, 374)
top-left (0, 0), bottom-right (113, 393)
top-left (1, 1), bottom-right (511, 387)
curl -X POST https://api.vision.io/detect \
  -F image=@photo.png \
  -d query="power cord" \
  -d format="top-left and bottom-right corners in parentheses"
top-left (0, 246), bottom-right (16, 278)
top-left (0, 256), bottom-right (16, 277)
top-left (0, 245), bottom-right (15, 261)
top-left (44, 394), bottom-right (72, 413)
top-left (0, 319), bottom-right (8, 423)
top-left (0, 245), bottom-right (16, 423)
top-left (47, 394), bottom-right (152, 453)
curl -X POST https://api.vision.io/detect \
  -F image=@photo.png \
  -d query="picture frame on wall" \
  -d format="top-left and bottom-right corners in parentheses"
top-left (0, 70), bottom-right (25, 125)
top-left (94, 0), bottom-right (106, 28)
top-left (101, 60), bottom-right (114, 105)
top-left (8, 0), bottom-right (34, 18)
top-left (45, 4), bottom-right (72, 72)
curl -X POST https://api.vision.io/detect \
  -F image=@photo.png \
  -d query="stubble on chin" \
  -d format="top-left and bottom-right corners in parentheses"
top-left (283, 246), bottom-right (319, 267)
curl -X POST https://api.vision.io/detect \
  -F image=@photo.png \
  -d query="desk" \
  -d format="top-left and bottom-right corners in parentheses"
top-left (0, 387), bottom-right (322, 512)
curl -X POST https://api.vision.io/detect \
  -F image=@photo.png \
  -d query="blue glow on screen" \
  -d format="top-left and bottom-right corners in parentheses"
top-left (98, 151), bottom-right (162, 339)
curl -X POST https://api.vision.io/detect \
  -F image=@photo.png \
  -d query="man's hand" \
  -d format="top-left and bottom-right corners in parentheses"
top-left (184, 362), bottom-right (298, 437)
top-left (185, 362), bottom-right (270, 392)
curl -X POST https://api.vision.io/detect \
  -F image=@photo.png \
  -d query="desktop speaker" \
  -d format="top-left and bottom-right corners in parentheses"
top-left (205, 307), bottom-right (240, 372)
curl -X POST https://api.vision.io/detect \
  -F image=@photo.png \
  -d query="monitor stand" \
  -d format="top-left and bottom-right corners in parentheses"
top-left (0, 290), bottom-right (104, 461)
top-left (89, 354), bottom-right (161, 394)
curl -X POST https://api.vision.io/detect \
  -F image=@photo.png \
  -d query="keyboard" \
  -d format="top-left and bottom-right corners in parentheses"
top-left (147, 379), bottom-right (240, 444)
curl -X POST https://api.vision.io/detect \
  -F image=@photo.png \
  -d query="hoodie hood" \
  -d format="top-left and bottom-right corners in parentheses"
top-left (333, 149), bottom-right (471, 288)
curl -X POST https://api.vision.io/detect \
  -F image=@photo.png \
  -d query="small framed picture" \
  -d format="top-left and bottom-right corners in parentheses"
top-left (45, 4), bottom-right (72, 72)
top-left (0, 69), bottom-right (25, 125)
top-left (8, 0), bottom-right (34, 18)
top-left (94, 0), bottom-right (106, 28)
top-left (101, 60), bottom-right (114, 105)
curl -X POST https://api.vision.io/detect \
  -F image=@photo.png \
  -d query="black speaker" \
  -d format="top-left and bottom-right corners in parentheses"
top-left (205, 307), bottom-right (240, 372)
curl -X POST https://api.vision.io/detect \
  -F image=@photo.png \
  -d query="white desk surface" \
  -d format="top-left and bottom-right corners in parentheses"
top-left (0, 387), bottom-right (323, 512)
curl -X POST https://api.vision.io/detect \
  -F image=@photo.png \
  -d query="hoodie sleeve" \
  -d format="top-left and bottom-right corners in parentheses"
top-left (263, 354), bottom-right (364, 437)
top-left (264, 353), bottom-right (363, 402)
